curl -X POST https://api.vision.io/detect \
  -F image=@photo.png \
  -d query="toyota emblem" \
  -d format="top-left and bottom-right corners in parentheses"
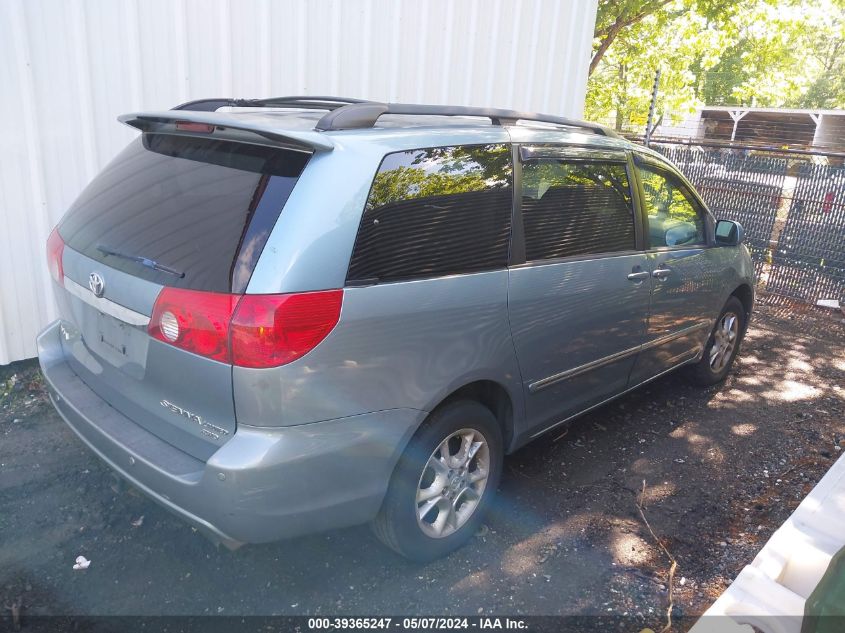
top-left (88, 272), bottom-right (105, 298)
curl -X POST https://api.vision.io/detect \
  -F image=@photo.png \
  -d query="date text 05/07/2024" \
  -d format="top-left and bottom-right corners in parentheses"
top-left (306, 617), bottom-right (529, 630)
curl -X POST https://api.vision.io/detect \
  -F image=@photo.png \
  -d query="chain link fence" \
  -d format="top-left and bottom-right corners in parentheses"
top-left (648, 142), bottom-right (845, 335)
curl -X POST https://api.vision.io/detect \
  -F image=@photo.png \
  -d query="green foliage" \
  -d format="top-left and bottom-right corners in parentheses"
top-left (586, 0), bottom-right (845, 130)
top-left (367, 145), bottom-right (511, 210)
top-left (788, 0), bottom-right (845, 108)
top-left (522, 161), bottom-right (632, 207)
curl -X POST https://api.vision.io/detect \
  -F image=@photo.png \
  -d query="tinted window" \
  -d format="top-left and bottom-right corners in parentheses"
top-left (59, 135), bottom-right (309, 293)
top-left (638, 164), bottom-right (706, 248)
top-left (346, 144), bottom-right (513, 283)
top-left (521, 159), bottom-right (636, 261)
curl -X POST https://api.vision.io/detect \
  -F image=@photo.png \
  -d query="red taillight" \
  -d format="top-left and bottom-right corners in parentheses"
top-left (148, 288), bottom-right (343, 367)
top-left (231, 290), bottom-right (343, 368)
top-left (47, 228), bottom-right (65, 287)
top-left (149, 288), bottom-right (239, 363)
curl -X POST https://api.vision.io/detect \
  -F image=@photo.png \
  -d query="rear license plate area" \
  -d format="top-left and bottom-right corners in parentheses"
top-left (97, 312), bottom-right (129, 356)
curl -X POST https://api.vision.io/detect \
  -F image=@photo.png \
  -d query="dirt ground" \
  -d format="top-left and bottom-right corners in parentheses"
top-left (2, 296), bottom-right (844, 632)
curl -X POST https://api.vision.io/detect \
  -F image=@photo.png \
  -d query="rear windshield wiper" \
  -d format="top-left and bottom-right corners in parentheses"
top-left (97, 245), bottom-right (185, 278)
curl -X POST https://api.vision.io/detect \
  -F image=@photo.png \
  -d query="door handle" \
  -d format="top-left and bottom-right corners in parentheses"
top-left (652, 267), bottom-right (672, 281)
top-left (627, 271), bottom-right (650, 282)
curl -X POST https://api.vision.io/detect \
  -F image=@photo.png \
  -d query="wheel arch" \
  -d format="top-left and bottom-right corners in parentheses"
top-left (434, 380), bottom-right (517, 453)
top-left (729, 283), bottom-right (754, 323)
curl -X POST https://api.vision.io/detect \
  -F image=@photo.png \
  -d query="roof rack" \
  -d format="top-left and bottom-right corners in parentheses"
top-left (315, 102), bottom-right (618, 137)
top-left (172, 96), bottom-right (374, 112)
top-left (170, 96), bottom-right (617, 138)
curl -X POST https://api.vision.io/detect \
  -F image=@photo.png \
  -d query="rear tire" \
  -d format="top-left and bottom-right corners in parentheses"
top-left (372, 399), bottom-right (503, 562)
top-left (687, 296), bottom-right (746, 386)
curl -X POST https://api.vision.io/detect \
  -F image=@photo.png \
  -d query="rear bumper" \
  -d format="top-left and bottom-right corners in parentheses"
top-left (37, 320), bottom-right (422, 547)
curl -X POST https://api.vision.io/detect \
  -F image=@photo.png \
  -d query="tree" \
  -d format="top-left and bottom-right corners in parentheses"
top-left (587, 3), bottom-right (718, 129)
top-left (590, 0), bottom-right (737, 75)
top-left (789, 0), bottom-right (845, 108)
top-left (590, 0), bottom-right (674, 75)
top-left (586, 0), bottom-right (845, 131)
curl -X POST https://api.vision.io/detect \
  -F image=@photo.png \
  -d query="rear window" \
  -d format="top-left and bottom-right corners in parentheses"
top-left (58, 134), bottom-right (309, 293)
top-left (346, 144), bottom-right (513, 284)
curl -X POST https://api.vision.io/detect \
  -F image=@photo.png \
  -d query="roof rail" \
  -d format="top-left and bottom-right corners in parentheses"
top-left (315, 102), bottom-right (618, 137)
top-left (170, 96), bottom-right (617, 138)
top-left (172, 96), bottom-right (373, 112)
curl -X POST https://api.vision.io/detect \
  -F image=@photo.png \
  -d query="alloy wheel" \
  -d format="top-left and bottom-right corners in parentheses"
top-left (416, 428), bottom-right (490, 538)
top-left (710, 311), bottom-right (739, 372)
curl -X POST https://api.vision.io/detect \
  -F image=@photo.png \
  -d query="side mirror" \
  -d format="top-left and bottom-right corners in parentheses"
top-left (665, 223), bottom-right (697, 247)
top-left (715, 220), bottom-right (745, 246)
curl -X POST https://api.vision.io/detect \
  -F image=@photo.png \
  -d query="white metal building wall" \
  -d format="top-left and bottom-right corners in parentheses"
top-left (0, 0), bottom-right (598, 365)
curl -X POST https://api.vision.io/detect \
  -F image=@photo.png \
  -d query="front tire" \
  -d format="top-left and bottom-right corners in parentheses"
top-left (687, 296), bottom-right (746, 386)
top-left (372, 399), bottom-right (503, 562)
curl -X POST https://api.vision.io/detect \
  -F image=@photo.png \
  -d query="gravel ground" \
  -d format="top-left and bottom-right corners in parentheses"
top-left (1, 298), bottom-right (844, 632)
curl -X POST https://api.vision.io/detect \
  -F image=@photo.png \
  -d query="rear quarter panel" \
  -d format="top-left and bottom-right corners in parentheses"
top-left (233, 271), bottom-right (524, 429)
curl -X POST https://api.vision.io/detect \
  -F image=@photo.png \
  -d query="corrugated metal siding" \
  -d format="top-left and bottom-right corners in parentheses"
top-left (0, 0), bottom-right (597, 364)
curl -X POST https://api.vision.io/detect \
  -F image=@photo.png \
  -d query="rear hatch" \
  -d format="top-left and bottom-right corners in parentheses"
top-left (52, 132), bottom-right (309, 460)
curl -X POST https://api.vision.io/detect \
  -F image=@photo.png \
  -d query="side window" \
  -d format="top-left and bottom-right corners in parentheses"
top-left (346, 144), bottom-right (513, 284)
top-left (521, 159), bottom-right (636, 261)
top-left (638, 164), bottom-right (706, 248)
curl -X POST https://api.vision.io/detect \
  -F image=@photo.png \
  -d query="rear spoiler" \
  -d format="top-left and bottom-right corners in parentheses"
top-left (118, 110), bottom-right (334, 153)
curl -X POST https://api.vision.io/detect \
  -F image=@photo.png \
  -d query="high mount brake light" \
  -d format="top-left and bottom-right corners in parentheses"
top-left (148, 288), bottom-right (343, 368)
top-left (174, 121), bottom-right (215, 133)
top-left (47, 228), bottom-right (65, 287)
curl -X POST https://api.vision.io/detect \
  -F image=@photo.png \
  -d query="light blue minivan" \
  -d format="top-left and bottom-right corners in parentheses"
top-left (38, 97), bottom-right (754, 560)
